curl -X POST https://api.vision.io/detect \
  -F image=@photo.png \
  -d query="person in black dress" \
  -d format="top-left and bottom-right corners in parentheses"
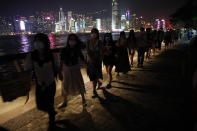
top-left (103, 33), bottom-right (116, 89)
top-left (127, 30), bottom-right (137, 67)
top-left (86, 28), bottom-right (104, 98)
top-left (115, 31), bottom-right (131, 76)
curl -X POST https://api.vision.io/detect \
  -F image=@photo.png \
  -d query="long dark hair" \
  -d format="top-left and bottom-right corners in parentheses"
top-left (119, 31), bottom-right (126, 40)
top-left (91, 28), bottom-right (100, 39)
top-left (103, 33), bottom-right (113, 45)
top-left (31, 33), bottom-right (53, 66)
top-left (61, 34), bottom-right (82, 61)
top-left (128, 30), bottom-right (136, 42)
top-left (65, 34), bottom-right (82, 50)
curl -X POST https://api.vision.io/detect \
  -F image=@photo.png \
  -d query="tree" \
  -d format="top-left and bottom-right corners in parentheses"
top-left (170, 0), bottom-right (197, 29)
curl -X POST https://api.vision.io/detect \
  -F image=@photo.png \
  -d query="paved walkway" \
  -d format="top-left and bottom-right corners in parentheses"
top-left (0, 44), bottom-right (189, 131)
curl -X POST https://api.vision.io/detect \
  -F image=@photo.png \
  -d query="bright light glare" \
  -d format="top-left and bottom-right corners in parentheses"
top-left (20, 21), bottom-right (25, 31)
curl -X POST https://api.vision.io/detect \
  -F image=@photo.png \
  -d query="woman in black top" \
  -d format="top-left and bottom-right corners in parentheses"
top-left (58, 34), bottom-right (87, 108)
top-left (25, 33), bottom-right (58, 128)
top-left (103, 33), bottom-right (116, 89)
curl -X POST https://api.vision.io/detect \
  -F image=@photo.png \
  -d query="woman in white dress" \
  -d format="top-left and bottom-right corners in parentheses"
top-left (58, 34), bottom-right (86, 108)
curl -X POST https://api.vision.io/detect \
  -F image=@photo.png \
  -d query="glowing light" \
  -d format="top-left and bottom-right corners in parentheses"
top-left (20, 21), bottom-right (26, 31)
top-left (46, 17), bottom-right (51, 20)
top-left (75, 22), bottom-right (79, 32)
top-left (125, 11), bottom-right (131, 20)
top-left (161, 19), bottom-right (166, 29)
top-left (96, 19), bottom-right (101, 31)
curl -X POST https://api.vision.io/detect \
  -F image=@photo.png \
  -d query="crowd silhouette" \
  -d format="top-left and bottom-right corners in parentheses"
top-left (1, 27), bottom-right (185, 130)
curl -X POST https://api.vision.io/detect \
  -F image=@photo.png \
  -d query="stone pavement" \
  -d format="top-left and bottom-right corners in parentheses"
top-left (0, 44), bottom-right (189, 131)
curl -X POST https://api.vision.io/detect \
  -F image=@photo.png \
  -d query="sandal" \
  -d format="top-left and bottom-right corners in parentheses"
top-left (57, 102), bottom-right (67, 109)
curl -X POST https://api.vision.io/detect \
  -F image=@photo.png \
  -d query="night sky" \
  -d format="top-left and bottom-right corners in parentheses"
top-left (0, 0), bottom-right (188, 19)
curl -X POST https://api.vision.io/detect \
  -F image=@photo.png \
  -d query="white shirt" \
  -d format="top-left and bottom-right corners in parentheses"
top-left (25, 53), bottom-right (59, 87)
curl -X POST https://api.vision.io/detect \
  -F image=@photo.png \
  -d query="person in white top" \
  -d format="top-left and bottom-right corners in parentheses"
top-left (25, 33), bottom-right (59, 129)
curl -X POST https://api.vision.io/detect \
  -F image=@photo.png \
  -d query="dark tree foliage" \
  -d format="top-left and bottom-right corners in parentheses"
top-left (170, 0), bottom-right (197, 29)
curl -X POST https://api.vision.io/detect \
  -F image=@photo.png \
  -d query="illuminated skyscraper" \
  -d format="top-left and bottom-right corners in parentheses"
top-left (59, 7), bottom-right (65, 22)
top-left (55, 7), bottom-right (67, 33)
top-left (96, 19), bottom-right (101, 31)
top-left (68, 11), bottom-right (73, 32)
top-left (112, 0), bottom-right (121, 31)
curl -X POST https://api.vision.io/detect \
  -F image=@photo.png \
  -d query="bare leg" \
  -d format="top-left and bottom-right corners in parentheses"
top-left (93, 80), bottom-right (97, 92)
top-left (109, 66), bottom-right (113, 84)
top-left (92, 80), bottom-right (98, 98)
top-left (130, 55), bottom-right (134, 66)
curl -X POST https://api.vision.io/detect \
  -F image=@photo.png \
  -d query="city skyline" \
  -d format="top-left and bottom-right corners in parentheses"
top-left (1, 0), bottom-right (188, 20)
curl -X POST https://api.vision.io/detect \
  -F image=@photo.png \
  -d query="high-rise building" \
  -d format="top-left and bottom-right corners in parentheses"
top-left (121, 15), bottom-right (126, 30)
top-left (96, 19), bottom-right (101, 31)
top-left (68, 11), bottom-right (73, 32)
top-left (112, 0), bottom-right (121, 31)
top-left (59, 7), bottom-right (65, 22)
top-left (55, 7), bottom-right (67, 33)
top-left (0, 17), bottom-right (14, 35)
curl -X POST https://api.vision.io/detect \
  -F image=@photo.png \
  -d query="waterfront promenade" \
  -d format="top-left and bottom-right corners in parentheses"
top-left (0, 41), bottom-right (190, 131)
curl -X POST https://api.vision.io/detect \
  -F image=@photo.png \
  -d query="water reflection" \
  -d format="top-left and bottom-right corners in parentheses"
top-left (48, 33), bottom-right (56, 49)
top-left (0, 33), bottom-right (121, 56)
top-left (19, 35), bottom-right (31, 53)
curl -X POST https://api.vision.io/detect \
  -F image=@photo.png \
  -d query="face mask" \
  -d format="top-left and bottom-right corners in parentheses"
top-left (33, 41), bottom-right (44, 51)
top-left (91, 33), bottom-right (97, 39)
top-left (69, 40), bottom-right (77, 47)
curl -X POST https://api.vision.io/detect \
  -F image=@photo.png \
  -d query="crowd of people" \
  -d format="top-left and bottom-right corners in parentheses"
top-left (24, 27), bottom-right (182, 129)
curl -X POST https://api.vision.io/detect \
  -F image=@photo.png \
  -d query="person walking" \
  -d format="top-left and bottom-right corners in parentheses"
top-left (86, 28), bottom-right (104, 98)
top-left (145, 28), bottom-right (153, 61)
top-left (103, 33), bottom-right (116, 89)
top-left (157, 28), bottom-right (165, 51)
top-left (127, 30), bottom-right (137, 67)
top-left (25, 33), bottom-right (59, 129)
top-left (164, 30), bottom-right (172, 50)
top-left (137, 27), bottom-right (147, 68)
top-left (115, 31), bottom-right (131, 75)
top-left (58, 34), bottom-right (87, 108)
top-left (151, 30), bottom-right (158, 56)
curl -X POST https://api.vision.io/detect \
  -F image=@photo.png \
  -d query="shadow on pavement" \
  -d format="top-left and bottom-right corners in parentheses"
top-left (112, 81), bottom-right (160, 90)
top-left (111, 86), bottom-right (151, 93)
top-left (95, 88), bottom-right (159, 131)
top-left (50, 107), bottom-right (95, 131)
top-left (0, 126), bottom-right (10, 131)
top-left (49, 119), bottom-right (82, 131)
